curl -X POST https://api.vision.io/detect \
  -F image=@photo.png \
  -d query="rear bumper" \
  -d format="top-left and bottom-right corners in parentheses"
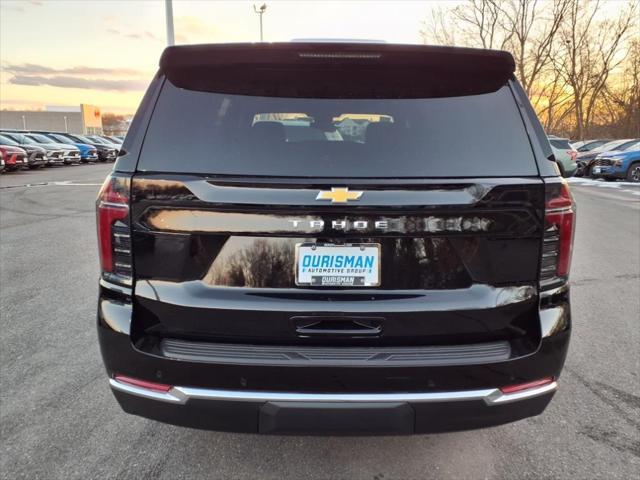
top-left (109, 377), bottom-right (556, 434)
top-left (98, 282), bottom-right (571, 434)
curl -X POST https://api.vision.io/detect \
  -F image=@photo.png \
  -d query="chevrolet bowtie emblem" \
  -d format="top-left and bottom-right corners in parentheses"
top-left (316, 187), bottom-right (364, 204)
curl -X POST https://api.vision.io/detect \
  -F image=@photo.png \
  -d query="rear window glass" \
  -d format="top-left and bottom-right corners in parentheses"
top-left (138, 80), bottom-right (537, 177)
top-left (550, 139), bottom-right (571, 149)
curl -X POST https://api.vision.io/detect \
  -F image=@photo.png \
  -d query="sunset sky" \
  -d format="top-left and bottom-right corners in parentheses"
top-left (0, 0), bottom-right (453, 114)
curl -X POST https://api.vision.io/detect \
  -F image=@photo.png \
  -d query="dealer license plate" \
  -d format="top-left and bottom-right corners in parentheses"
top-left (295, 243), bottom-right (381, 287)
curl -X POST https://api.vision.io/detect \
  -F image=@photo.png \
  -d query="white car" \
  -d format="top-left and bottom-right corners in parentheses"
top-left (548, 136), bottom-right (577, 177)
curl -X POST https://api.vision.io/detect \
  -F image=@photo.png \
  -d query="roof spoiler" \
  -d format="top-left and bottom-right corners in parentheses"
top-left (160, 42), bottom-right (515, 98)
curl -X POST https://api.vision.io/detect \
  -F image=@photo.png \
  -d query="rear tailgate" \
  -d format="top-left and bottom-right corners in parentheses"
top-left (128, 43), bottom-right (544, 353)
top-left (131, 176), bottom-right (544, 350)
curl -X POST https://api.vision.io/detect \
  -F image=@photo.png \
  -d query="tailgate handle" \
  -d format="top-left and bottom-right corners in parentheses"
top-left (292, 316), bottom-right (383, 337)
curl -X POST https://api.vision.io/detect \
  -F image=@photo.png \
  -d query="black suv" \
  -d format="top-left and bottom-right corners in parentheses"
top-left (97, 43), bottom-right (573, 435)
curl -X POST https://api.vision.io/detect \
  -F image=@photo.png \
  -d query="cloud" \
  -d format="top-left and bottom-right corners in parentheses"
top-left (2, 4), bottom-right (24, 12)
top-left (2, 0), bottom-right (42, 12)
top-left (124, 31), bottom-right (159, 40)
top-left (174, 16), bottom-right (220, 43)
top-left (106, 26), bottom-right (160, 42)
top-left (8, 75), bottom-right (148, 91)
top-left (3, 63), bottom-right (143, 77)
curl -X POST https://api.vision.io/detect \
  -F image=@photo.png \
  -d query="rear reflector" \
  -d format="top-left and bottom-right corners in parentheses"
top-left (114, 375), bottom-right (172, 393)
top-left (500, 377), bottom-right (554, 394)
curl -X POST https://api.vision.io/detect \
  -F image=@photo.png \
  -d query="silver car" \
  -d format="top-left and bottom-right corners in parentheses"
top-left (0, 131), bottom-right (70, 166)
top-left (548, 136), bottom-right (577, 177)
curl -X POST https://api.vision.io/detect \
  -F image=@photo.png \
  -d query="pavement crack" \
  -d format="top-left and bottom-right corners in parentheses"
top-left (571, 273), bottom-right (639, 286)
top-left (593, 381), bottom-right (640, 411)
top-left (565, 368), bottom-right (640, 428)
top-left (614, 273), bottom-right (640, 280)
top-left (579, 424), bottom-right (640, 458)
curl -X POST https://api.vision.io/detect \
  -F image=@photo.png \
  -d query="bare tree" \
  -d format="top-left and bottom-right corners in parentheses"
top-left (451, 0), bottom-right (511, 49)
top-left (534, 70), bottom-right (574, 133)
top-left (420, 0), bottom-right (639, 138)
top-left (499, 0), bottom-right (571, 98)
top-left (420, 6), bottom-right (458, 46)
top-left (555, 0), bottom-right (638, 138)
top-left (602, 38), bottom-right (640, 137)
top-left (421, 0), bottom-right (509, 48)
top-left (423, 1), bottom-right (570, 102)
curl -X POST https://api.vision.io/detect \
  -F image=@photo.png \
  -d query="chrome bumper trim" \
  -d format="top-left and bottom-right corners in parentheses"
top-left (109, 379), bottom-right (557, 406)
top-left (99, 278), bottom-right (132, 295)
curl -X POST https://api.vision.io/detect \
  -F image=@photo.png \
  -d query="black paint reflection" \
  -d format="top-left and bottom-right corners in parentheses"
top-left (205, 238), bottom-right (298, 287)
top-left (204, 237), bottom-right (471, 289)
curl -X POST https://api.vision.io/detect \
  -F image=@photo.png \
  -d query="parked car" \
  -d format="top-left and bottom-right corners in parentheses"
top-left (86, 135), bottom-right (122, 151)
top-left (576, 139), bottom-right (639, 177)
top-left (54, 132), bottom-right (117, 162)
top-left (591, 143), bottom-right (640, 182)
top-left (572, 139), bottom-right (610, 152)
top-left (0, 131), bottom-right (69, 166)
top-left (0, 154), bottom-right (4, 173)
top-left (23, 133), bottom-right (84, 164)
top-left (0, 134), bottom-right (47, 169)
top-left (548, 136), bottom-right (577, 177)
top-left (99, 135), bottom-right (123, 145)
top-left (0, 144), bottom-right (28, 172)
top-left (40, 132), bottom-right (99, 163)
top-left (98, 43), bottom-right (573, 435)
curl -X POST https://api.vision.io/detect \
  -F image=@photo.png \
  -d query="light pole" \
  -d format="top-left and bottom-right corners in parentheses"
top-left (165, 0), bottom-right (175, 46)
top-left (63, 116), bottom-right (68, 133)
top-left (253, 4), bottom-right (267, 42)
top-left (21, 115), bottom-right (26, 130)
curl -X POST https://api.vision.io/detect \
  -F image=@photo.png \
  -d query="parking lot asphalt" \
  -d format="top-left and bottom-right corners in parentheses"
top-left (1, 164), bottom-right (639, 480)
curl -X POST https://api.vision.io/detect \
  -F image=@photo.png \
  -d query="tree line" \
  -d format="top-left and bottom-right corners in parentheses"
top-left (421, 0), bottom-right (639, 140)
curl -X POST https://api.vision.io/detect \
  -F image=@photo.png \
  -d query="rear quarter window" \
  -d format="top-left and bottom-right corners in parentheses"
top-left (550, 139), bottom-right (571, 149)
top-left (138, 80), bottom-right (538, 178)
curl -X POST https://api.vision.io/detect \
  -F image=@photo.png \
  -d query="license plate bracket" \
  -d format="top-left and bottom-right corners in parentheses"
top-left (295, 243), bottom-right (381, 287)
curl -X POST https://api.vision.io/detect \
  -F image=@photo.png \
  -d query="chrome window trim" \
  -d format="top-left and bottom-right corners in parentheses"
top-left (109, 378), bottom-right (557, 407)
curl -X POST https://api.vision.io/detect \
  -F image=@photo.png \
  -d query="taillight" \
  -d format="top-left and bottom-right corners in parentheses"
top-left (540, 180), bottom-right (575, 288)
top-left (96, 174), bottom-right (132, 285)
top-left (567, 150), bottom-right (577, 161)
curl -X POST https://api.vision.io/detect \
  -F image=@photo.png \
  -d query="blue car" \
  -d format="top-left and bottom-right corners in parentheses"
top-left (591, 141), bottom-right (640, 182)
top-left (34, 131), bottom-right (99, 163)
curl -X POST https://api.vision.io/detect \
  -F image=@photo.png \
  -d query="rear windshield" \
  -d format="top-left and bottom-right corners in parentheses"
top-left (138, 80), bottom-right (537, 177)
top-left (49, 134), bottom-right (74, 145)
top-left (550, 139), bottom-right (571, 149)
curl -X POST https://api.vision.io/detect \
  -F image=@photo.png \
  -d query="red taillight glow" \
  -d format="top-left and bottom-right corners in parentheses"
top-left (567, 150), bottom-right (577, 161)
top-left (500, 377), bottom-right (554, 394)
top-left (114, 375), bottom-right (172, 393)
top-left (96, 176), bottom-right (129, 273)
top-left (545, 181), bottom-right (575, 278)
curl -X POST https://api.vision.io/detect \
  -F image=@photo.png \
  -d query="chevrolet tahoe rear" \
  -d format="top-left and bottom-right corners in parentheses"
top-left (97, 42), bottom-right (573, 435)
